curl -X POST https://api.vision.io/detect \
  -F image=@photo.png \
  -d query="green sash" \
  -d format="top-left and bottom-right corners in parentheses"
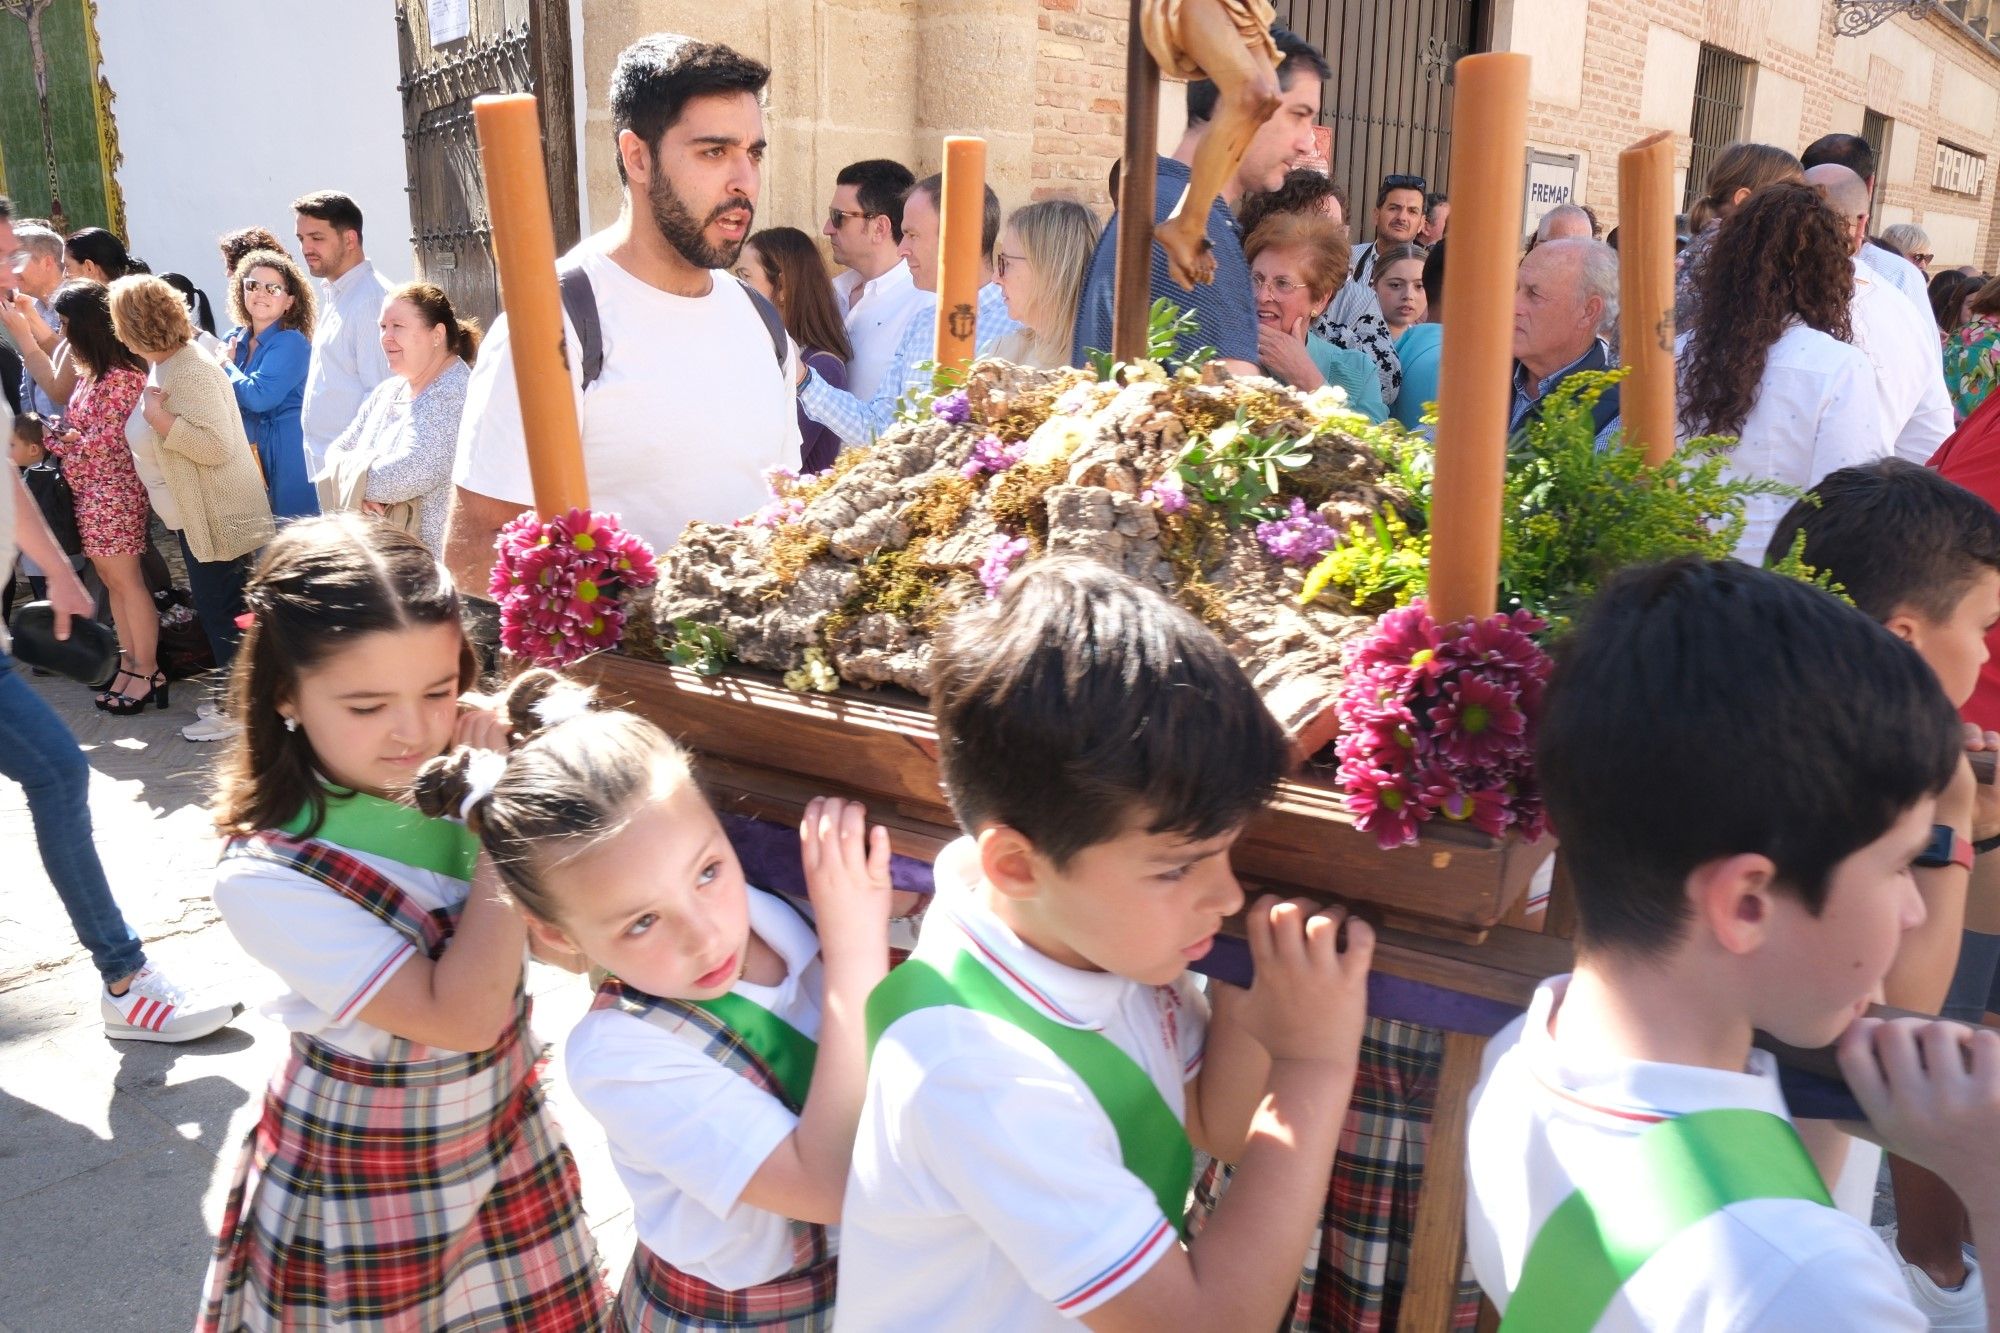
top-left (281, 789), bottom-right (480, 882)
top-left (866, 949), bottom-right (1195, 1237)
top-left (692, 991), bottom-right (820, 1112)
top-left (1500, 1107), bottom-right (1832, 1331)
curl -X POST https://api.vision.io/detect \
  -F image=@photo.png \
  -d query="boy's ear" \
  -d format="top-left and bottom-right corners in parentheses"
top-left (976, 824), bottom-right (1044, 903)
top-left (1881, 605), bottom-right (1926, 647)
top-left (1687, 852), bottom-right (1779, 957)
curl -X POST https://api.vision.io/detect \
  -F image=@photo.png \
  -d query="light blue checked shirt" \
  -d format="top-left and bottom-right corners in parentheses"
top-left (801, 282), bottom-right (1022, 447)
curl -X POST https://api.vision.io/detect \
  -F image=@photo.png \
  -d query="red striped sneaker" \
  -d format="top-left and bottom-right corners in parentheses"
top-left (102, 966), bottom-right (241, 1043)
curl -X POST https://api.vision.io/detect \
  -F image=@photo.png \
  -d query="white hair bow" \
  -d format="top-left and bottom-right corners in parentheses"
top-left (531, 687), bottom-right (592, 731)
top-left (460, 748), bottom-right (510, 821)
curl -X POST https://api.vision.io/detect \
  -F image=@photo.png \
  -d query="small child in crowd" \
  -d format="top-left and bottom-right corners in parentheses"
top-left (1766, 458), bottom-right (2000, 1321)
top-left (1468, 557), bottom-right (2000, 1329)
top-left (6, 413), bottom-right (84, 622)
top-left (837, 557), bottom-right (1376, 1331)
top-left (197, 515), bottom-right (607, 1330)
top-left (413, 670), bottom-right (907, 1330)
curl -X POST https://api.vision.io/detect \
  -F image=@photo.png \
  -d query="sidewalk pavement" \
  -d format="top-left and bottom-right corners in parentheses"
top-left (0, 668), bottom-right (634, 1331)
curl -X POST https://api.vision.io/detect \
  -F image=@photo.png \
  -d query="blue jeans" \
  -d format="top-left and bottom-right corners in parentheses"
top-left (177, 531), bottom-right (251, 673)
top-left (0, 649), bottom-right (145, 983)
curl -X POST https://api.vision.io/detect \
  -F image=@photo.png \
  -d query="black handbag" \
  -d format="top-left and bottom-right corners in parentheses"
top-left (20, 460), bottom-right (83, 558)
top-left (7, 601), bottom-right (122, 688)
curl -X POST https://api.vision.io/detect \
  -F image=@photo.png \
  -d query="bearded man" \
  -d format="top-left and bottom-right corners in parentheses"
top-left (446, 34), bottom-right (800, 582)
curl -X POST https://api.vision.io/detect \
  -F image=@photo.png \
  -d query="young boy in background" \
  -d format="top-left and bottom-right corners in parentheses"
top-left (1768, 459), bottom-right (2000, 1324)
top-left (837, 558), bottom-right (1375, 1332)
top-left (1468, 558), bottom-right (2000, 1329)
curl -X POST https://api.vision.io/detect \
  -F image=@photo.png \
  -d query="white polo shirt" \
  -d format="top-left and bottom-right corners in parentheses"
top-left (1466, 976), bottom-right (1922, 1331)
top-left (833, 259), bottom-right (927, 401)
top-left (835, 838), bottom-right (1207, 1330)
top-left (1849, 256), bottom-right (1954, 466)
top-left (565, 886), bottom-right (826, 1290)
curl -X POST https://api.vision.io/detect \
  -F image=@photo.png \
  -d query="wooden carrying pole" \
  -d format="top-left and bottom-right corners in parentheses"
top-left (472, 93), bottom-right (589, 517)
top-left (933, 137), bottom-right (988, 375)
top-left (1427, 54), bottom-right (1530, 625)
top-left (1112, 0), bottom-right (1161, 363)
top-left (1618, 131), bottom-right (1679, 466)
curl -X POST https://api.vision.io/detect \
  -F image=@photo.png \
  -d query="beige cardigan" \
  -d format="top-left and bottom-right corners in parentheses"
top-left (134, 344), bottom-right (276, 563)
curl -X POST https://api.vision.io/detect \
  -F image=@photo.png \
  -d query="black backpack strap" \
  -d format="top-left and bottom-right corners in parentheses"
top-left (557, 261), bottom-right (603, 391)
top-left (736, 278), bottom-right (788, 368)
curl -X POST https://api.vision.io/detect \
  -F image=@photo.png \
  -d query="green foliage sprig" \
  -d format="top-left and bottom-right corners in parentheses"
top-left (665, 618), bottom-right (732, 675)
top-left (1084, 299), bottom-right (1218, 381)
top-left (1178, 409), bottom-right (1316, 525)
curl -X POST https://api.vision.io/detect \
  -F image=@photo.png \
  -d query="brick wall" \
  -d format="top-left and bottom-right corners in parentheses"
top-left (1033, 0), bottom-right (1132, 208)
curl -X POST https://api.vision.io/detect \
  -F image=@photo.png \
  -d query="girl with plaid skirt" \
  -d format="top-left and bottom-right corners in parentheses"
top-left (197, 515), bottom-right (609, 1331)
top-left (408, 669), bottom-right (902, 1332)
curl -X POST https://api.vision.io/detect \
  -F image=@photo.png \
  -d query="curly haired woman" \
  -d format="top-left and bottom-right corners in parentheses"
top-left (1677, 182), bottom-right (1889, 562)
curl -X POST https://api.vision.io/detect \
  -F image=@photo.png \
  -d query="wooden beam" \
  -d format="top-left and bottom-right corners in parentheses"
top-left (527, 0), bottom-right (581, 253)
top-left (1402, 1031), bottom-right (1488, 1331)
top-left (1112, 0), bottom-right (1160, 363)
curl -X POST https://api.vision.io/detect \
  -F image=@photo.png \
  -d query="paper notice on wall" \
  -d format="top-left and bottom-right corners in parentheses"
top-left (429, 0), bottom-right (471, 43)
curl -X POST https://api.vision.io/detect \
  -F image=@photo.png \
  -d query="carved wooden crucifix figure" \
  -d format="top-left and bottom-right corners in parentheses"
top-left (1139, 0), bottom-right (1283, 289)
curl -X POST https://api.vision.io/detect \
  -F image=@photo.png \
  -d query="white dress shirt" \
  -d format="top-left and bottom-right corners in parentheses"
top-left (832, 259), bottom-right (927, 401)
top-left (1849, 256), bottom-right (1954, 465)
top-left (1677, 322), bottom-right (1888, 563)
top-left (1861, 243), bottom-right (1940, 339)
top-left (302, 258), bottom-right (395, 471)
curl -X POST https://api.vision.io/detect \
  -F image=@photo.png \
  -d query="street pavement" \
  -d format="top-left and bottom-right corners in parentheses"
top-left (0, 668), bottom-right (635, 1332)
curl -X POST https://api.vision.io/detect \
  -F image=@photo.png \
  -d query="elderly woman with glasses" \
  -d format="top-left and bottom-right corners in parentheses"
top-left (219, 248), bottom-right (318, 518)
top-left (1244, 214), bottom-right (1389, 422)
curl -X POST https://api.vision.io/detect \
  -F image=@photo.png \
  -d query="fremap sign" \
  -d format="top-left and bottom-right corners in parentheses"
top-left (1934, 142), bottom-right (1987, 198)
top-left (1523, 149), bottom-right (1582, 237)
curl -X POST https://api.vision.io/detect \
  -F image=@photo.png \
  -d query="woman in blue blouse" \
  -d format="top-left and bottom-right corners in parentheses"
top-left (219, 249), bottom-right (318, 518)
top-left (1385, 241), bottom-right (1442, 433)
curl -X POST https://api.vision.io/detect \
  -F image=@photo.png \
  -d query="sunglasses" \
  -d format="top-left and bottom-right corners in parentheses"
top-left (826, 207), bottom-right (877, 228)
top-left (1382, 174), bottom-right (1428, 193)
top-left (241, 277), bottom-right (288, 297)
top-left (1911, 253), bottom-right (1935, 265)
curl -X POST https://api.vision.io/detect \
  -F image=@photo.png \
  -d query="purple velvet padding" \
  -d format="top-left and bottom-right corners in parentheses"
top-left (723, 812), bottom-right (1519, 1036)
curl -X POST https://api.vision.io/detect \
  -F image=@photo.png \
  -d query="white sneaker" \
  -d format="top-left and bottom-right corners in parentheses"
top-left (102, 966), bottom-right (242, 1043)
top-left (196, 700), bottom-right (222, 720)
top-left (182, 712), bottom-right (238, 742)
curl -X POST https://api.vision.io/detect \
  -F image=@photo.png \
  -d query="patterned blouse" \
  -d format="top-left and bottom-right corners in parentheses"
top-left (1945, 315), bottom-right (2000, 422)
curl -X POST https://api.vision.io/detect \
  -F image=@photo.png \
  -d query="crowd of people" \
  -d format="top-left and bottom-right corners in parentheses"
top-left (7, 20), bottom-right (2000, 1333)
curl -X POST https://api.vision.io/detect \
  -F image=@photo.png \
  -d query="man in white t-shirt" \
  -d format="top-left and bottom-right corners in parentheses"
top-left (1807, 165), bottom-right (1952, 465)
top-left (823, 158), bottom-right (925, 401)
top-left (1467, 558), bottom-right (2000, 1331)
top-left (445, 35), bottom-right (799, 587)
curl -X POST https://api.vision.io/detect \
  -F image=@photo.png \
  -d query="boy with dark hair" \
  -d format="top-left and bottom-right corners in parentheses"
top-left (450, 33), bottom-right (800, 579)
top-left (838, 557), bottom-right (1374, 1330)
top-left (1766, 458), bottom-right (2000, 1322)
top-left (1468, 557), bottom-right (2000, 1329)
top-left (1073, 25), bottom-right (1329, 371)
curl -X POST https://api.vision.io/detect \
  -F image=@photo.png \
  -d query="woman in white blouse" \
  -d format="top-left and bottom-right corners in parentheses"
top-left (318, 282), bottom-right (480, 556)
top-left (1676, 182), bottom-right (1888, 564)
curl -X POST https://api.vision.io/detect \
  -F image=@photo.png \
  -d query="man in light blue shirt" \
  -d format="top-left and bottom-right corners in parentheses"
top-left (294, 191), bottom-right (394, 476)
top-left (798, 173), bottom-right (1022, 448)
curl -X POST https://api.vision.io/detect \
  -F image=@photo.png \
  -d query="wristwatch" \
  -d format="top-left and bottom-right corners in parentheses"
top-left (1914, 824), bottom-right (1975, 871)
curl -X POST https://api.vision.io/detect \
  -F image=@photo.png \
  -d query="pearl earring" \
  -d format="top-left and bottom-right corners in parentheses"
top-left (282, 715), bottom-right (298, 733)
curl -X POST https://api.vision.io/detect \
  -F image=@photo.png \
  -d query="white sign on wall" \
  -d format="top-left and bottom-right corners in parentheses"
top-left (1934, 142), bottom-right (1987, 198)
top-left (429, 0), bottom-right (471, 44)
top-left (1523, 149), bottom-right (1582, 236)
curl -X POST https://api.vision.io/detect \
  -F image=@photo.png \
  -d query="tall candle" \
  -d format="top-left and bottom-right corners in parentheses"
top-left (1619, 131), bottom-right (1679, 467)
top-left (472, 93), bottom-right (589, 517)
top-left (933, 137), bottom-right (988, 374)
top-left (1427, 54), bottom-right (1530, 624)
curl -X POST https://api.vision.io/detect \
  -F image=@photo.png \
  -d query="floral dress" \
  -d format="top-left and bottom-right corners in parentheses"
top-left (52, 366), bottom-right (150, 557)
top-left (1945, 315), bottom-right (2000, 422)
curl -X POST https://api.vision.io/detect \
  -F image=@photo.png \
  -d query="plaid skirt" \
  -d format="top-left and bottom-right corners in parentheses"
top-left (1189, 1017), bottom-right (1481, 1333)
top-left (197, 1005), bottom-right (609, 1331)
top-left (614, 1242), bottom-right (835, 1332)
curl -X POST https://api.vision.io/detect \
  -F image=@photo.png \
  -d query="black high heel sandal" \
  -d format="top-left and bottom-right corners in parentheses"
top-left (101, 670), bottom-right (169, 716)
top-left (94, 656), bottom-right (139, 710)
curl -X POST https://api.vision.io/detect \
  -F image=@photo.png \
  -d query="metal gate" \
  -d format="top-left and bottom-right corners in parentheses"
top-left (1683, 44), bottom-right (1750, 212)
top-left (395, 0), bottom-right (578, 327)
top-left (1271, 0), bottom-right (1482, 236)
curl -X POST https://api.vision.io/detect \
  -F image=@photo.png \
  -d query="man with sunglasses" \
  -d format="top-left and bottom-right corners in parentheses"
top-left (823, 159), bottom-right (924, 400)
top-left (1323, 172), bottom-right (1427, 331)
